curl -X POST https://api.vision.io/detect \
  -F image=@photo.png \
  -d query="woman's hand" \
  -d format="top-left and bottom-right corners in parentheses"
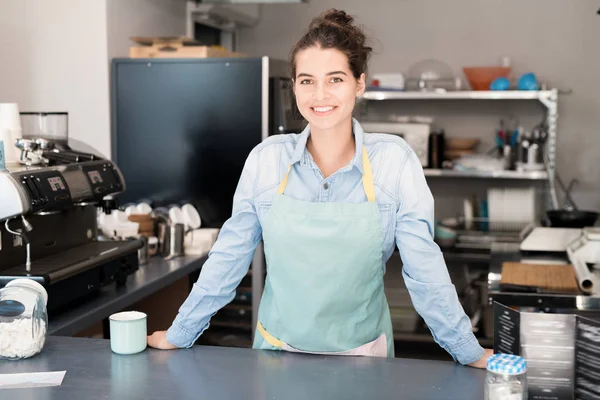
top-left (147, 330), bottom-right (179, 350)
top-left (468, 348), bottom-right (494, 369)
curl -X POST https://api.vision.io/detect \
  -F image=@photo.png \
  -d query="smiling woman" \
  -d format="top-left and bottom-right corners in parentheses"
top-left (148, 8), bottom-right (492, 370)
top-left (290, 10), bottom-right (371, 133)
top-left (288, 10), bottom-right (372, 177)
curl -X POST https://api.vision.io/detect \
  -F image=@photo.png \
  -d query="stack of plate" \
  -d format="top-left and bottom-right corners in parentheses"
top-left (445, 137), bottom-right (480, 160)
top-left (488, 188), bottom-right (536, 231)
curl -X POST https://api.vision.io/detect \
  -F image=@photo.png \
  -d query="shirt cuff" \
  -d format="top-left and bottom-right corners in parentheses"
top-left (166, 320), bottom-right (203, 349)
top-left (448, 333), bottom-right (486, 365)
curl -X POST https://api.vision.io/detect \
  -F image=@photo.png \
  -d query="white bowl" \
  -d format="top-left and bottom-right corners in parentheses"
top-left (182, 204), bottom-right (201, 229)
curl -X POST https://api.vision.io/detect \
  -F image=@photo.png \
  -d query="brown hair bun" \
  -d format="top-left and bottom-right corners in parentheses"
top-left (290, 9), bottom-right (372, 80)
top-left (310, 9), bottom-right (354, 30)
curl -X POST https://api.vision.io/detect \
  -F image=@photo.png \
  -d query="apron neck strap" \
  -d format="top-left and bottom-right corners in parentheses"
top-left (278, 146), bottom-right (376, 203)
top-left (361, 146), bottom-right (376, 202)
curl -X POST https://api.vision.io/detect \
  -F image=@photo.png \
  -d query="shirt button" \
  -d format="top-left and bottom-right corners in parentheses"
top-left (323, 182), bottom-right (329, 190)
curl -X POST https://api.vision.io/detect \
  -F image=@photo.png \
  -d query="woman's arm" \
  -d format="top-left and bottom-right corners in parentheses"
top-left (150, 150), bottom-right (262, 349)
top-left (394, 150), bottom-right (487, 366)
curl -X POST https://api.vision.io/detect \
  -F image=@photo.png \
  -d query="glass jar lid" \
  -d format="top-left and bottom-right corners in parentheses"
top-left (486, 353), bottom-right (527, 375)
top-left (5, 279), bottom-right (48, 306)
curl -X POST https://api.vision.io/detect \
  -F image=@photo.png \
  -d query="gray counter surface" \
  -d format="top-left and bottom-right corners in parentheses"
top-left (49, 254), bottom-right (207, 336)
top-left (0, 337), bottom-right (485, 400)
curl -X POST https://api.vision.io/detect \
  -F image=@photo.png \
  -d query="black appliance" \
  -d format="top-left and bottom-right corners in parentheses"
top-left (111, 57), bottom-right (305, 228)
top-left (0, 156), bottom-right (141, 314)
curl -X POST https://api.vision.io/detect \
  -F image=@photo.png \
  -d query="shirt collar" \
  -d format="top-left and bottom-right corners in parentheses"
top-left (290, 118), bottom-right (365, 174)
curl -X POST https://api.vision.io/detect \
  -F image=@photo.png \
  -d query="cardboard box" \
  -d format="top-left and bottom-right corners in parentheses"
top-left (494, 302), bottom-right (600, 399)
top-left (128, 36), bottom-right (245, 59)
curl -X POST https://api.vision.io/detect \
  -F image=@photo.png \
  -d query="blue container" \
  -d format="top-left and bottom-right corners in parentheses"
top-left (490, 77), bottom-right (510, 91)
top-left (517, 73), bottom-right (539, 91)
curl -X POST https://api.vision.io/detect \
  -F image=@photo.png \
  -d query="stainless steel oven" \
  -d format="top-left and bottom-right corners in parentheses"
top-left (269, 77), bottom-right (306, 136)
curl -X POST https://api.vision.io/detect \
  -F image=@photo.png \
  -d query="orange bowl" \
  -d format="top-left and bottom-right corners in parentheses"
top-left (463, 67), bottom-right (511, 91)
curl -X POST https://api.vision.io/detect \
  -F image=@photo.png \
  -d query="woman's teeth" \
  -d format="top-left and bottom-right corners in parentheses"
top-left (312, 106), bottom-right (335, 113)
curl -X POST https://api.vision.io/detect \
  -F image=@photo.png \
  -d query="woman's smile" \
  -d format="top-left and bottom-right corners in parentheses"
top-left (310, 105), bottom-right (337, 116)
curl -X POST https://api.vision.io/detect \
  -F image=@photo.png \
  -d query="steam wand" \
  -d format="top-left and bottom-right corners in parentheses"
top-left (5, 216), bottom-right (33, 272)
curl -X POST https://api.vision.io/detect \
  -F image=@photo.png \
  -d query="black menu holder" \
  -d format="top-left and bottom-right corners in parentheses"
top-left (493, 302), bottom-right (600, 400)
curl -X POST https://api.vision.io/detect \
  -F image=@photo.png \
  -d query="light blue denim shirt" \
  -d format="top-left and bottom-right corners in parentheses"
top-left (166, 118), bottom-right (485, 365)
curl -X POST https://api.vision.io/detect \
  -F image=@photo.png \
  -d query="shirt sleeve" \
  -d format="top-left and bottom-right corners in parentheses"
top-left (166, 150), bottom-right (262, 348)
top-left (394, 150), bottom-right (485, 365)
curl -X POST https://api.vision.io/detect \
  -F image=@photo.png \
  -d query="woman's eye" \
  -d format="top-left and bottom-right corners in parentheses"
top-left (300, 79), bottom-right (312, 85)
top-left (330, 77), bottom-right (343, 83)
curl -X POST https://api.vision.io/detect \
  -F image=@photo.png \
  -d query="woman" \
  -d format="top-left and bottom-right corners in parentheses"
top-left (148, 9), bottom-right (492, 367)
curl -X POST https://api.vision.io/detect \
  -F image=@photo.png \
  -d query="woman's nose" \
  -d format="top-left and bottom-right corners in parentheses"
top-left (313, 82), bottom-right (330, 101)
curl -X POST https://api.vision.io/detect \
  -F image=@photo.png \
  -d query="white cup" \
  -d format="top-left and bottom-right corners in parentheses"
top-left (0, 103), bottom-right (22, 131)
top-left (112, 210), bottom-right (129, 224)
top-left (168, 206), bottom-right (184, 225)
top-left (136, 202), bottom-right (152, 215)
top-left (124, 205), bottom-right (137, 216)
top-left (109, 311), bottom-right (147, 355)
top-left (181, 204), bottom-right (201, 230)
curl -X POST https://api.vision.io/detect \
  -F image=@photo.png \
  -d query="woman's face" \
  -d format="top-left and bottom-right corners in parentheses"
top-left (293, 46), bottom-right (365, 132)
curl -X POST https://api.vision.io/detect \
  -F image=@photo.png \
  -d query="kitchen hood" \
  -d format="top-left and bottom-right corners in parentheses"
top-left (188, 2), bottom-right (260, 30)
top-left (188, 0), bottom-right (307, 30)
top-left (201, 0), bottom-right (306, 3)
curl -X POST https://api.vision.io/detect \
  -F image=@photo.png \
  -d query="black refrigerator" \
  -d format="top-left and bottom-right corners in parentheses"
top-left (111, 56), bottom-right (301, 228)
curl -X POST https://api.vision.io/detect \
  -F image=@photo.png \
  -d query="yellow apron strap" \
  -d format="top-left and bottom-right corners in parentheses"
top-left (361, 146), bottom-right (376, 202)
top-left (278, 146), bottom-right (376, 202)
top-left (277, 165), bottom-right (293, 194)
top-left (257, 322), bottom-right (283, 348)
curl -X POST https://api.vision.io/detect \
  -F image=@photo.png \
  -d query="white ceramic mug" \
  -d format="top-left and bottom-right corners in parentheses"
top-left (109, 311), bottom-right (147, 355)
top-left (168, 206), bottom-right (185, 225)
top-left (181, 204), bottom-right (201, 230)
top-left (136, 202), bottom-right (153, 215)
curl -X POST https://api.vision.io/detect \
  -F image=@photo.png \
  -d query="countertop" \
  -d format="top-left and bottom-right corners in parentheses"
top-left (49, 253), bottom-right (208, 336)
top-left (0, 337), bottom-right (485, 400)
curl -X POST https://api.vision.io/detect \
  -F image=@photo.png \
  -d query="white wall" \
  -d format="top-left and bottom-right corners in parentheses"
top-left (106, 0), bottom-right (187, 60)
top-left (0, 0), bottom-right (187, 160)
top-left (238, 0), bottom-right (600, 210)
top-left (0, 0), bottom-right (111, 157)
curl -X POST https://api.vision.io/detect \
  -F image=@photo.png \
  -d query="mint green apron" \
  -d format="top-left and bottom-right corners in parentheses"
top-left (252, 146), bottom-right (395, 357)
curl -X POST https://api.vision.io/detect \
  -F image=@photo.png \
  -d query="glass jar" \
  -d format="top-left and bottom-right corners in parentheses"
top-left (20, 112), bottom-right (68, 143)
top-left (0, 279), bottom-right (48, 360)
top-left (485, 354), bottom-right (528, 400)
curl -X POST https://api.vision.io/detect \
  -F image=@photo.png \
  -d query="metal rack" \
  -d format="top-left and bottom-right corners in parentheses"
top-left (423, 169), bottom-right (547, 180)
top-left (358, 89), bottom-right (559, 209)
top-left (360, 90), bottom-right (560, 344)
top-left (360, 89), bottom-right (556, 104)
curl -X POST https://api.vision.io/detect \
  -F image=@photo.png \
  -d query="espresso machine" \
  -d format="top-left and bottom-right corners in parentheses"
top-left (0, 138), bottom-right (141, 314)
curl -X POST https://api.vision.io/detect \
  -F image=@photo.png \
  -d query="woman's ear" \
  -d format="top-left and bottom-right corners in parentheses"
top-left (356, 73), bottom-right (366, 97)
top-left (292, 78), bottom-right (296, 96)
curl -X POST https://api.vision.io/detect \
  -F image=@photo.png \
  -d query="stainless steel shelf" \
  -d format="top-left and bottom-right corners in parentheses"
top-left (361, 90), bottom-right (556, 102)
top-left (423, 169), bottom-right (548, 180)
top-left (359, 88), bottom-right (558, 208)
